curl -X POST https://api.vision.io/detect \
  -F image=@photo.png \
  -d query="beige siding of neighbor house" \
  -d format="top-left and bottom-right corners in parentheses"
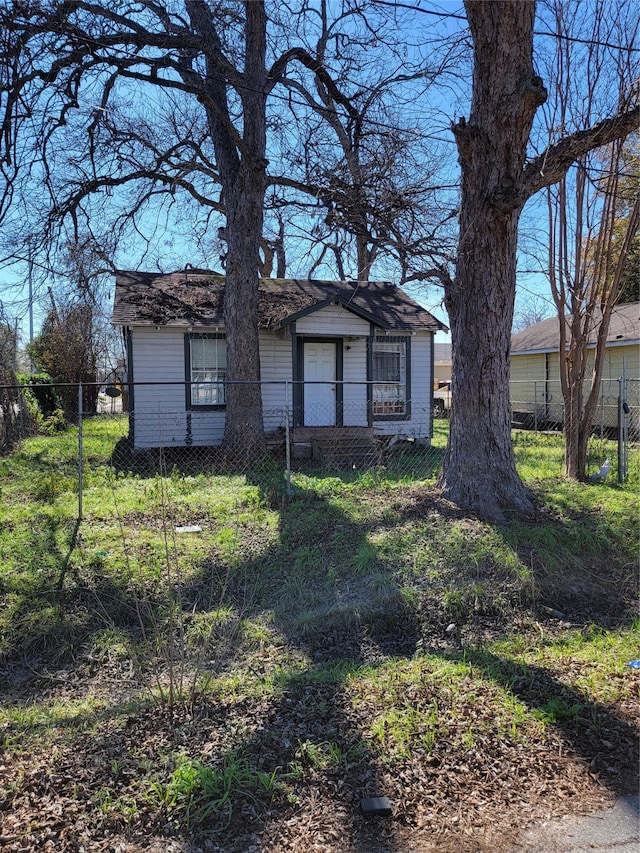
top-left (434, 365), bottom-right (451, 384)
top-left (510, 342), bottom-right (640, 429)
top-left (509, 353), bottom-right (548, 421)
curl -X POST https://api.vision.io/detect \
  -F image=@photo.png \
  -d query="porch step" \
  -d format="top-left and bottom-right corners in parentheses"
top-left (313, 439), bottom-right (381, 468)
top-left (291, 427), bottom-right (380, 468)
top-left (291, 426), bottom-right (374, 443)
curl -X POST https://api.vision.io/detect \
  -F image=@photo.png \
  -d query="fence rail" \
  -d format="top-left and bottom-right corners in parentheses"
top-left (1, 378), bottom-right (637, 521)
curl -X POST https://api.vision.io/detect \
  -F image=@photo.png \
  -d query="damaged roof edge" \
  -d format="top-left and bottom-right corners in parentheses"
top-left (112, 270), bottom-right (448, 333)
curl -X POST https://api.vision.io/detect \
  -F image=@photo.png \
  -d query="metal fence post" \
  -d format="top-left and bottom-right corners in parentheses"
top-left (618, 375), bottom-right (628, 483)
top-left (78, 382), bottom-right (83, 520)
top-left (284, 380), bottom-right (292, 496)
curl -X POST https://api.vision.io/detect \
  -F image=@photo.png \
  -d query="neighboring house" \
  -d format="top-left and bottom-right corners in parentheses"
top-left (112, 269), bottom-right (448, 450)
top-left (510, 302), bottom-right (640, 429)
top-left (433, 342), bottom-right (452, 385)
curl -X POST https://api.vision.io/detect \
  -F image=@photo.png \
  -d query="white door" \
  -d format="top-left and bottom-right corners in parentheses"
top-left (304, 342), bottom-right (336, 426)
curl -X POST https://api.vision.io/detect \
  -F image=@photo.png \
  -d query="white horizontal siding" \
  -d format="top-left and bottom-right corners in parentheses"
top-left (131, 326), bottom-right (293, 447)
top-left (373, 332), bottom-right (432, 441)
top-left (129, 324), bottom-right (436, 447)
top-left (342, 338), bottom-right (368, 426)
top-left (130, 326), bottom-right (228, 447)
top-left (295, 304), bottom-right (370, 336)
top-left (131, 328), bottom-right (187, 447)
top-left (133, 411), bottom-right (226, 449)
top-left (259, 331), bottom-right (292, 431)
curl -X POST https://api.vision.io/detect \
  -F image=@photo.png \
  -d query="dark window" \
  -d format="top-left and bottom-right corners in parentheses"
top-left (372, 339), bottom-right (406, 416)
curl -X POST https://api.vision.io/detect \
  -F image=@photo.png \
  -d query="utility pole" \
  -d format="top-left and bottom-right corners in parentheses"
top-left (27, 238), bottom-right (34, 373)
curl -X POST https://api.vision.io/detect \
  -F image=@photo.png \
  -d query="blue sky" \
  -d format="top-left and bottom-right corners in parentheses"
top-left (1, 0), bottom-right (633, 350)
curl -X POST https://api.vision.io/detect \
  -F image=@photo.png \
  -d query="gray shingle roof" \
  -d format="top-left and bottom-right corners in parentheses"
top-left (112, 269), bottom-right (448, 333)
top-left (511, 302), bottom-right (640, 353)
top-left (434, 342), bottom-right (452, 362)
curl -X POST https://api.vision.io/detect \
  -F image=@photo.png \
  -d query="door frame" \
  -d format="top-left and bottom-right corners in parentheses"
top-left (293, 336), bottom-right (343, 427)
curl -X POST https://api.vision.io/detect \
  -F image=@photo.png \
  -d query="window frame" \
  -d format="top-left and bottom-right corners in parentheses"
top-left (185, 332), bottom-right (227, 410)
top-left (370, 335), bottom-right (411, 421)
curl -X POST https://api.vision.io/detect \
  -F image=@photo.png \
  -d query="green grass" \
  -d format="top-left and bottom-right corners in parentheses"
top-left (0, 416), bottom-right (638, 839)
top-left (1, 416), bottom-right (637, 659)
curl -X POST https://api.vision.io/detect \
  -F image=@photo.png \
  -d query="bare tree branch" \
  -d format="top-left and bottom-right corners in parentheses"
top-left (522, 105), bottom-right (640, 200)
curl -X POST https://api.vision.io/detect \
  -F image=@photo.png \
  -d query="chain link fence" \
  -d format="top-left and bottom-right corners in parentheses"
top-left (509, 376), bottom-right (638, 482)
top-left (107, 378), bottom-right (445, 509)
top-left (509, 377), bottom-right (639, 438)
top-left (1, 377), bottom-right (637, 522)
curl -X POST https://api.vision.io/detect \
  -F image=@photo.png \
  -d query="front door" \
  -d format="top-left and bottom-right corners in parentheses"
top-left (304, 341), bottom-right (336, 426)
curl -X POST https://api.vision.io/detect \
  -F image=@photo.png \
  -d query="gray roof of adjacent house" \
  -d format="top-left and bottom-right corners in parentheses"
top-left (434, 342), bottom-right (451, 362)
top-left (112, 269), bottom-right (448, 333)
top-left (511, 302), bottom-right (640, 354)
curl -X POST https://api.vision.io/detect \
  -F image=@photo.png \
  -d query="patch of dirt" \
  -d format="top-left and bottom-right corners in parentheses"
top-left (1, 485), bottom-right (638, 853)
top-left (1, 616), bottom-right (638, 853)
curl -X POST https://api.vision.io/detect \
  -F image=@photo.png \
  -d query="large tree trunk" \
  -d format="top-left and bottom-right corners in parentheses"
top-left (223, 158), bottom-right (267, 460)
top-left (221, 2), bottom-right (267, 460)
top-left (440, 1), bottom-right (545, 521)
top-left (186, 0), bottom-right (267, 461)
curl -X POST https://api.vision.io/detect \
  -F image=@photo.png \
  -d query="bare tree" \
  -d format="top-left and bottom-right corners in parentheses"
top-left (0, 1), bottom-right (460, 458)
top-left (538, 0), bottom-right (640, 480)
top-left (610, 141), bottom-right (640, 305)
top-left (439, 0), bottom-right (638, 520)
top-left (0, 2), bottom-right (351, 459)
top-left (512, 294), bottom-right (554, 333)
top-left (266, 1), bottom-right (461, 282)
top-left (546, 146), bottom-right (639, 478)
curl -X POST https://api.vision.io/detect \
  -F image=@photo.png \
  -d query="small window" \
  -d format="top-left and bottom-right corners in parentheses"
top-left (372, 338), bottom-right (407, 416)
top-left (188, 334), bottom-right (226, 406)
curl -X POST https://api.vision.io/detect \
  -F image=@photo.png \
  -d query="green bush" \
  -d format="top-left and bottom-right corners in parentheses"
top-left (17, 373), bottom-right (63, 421)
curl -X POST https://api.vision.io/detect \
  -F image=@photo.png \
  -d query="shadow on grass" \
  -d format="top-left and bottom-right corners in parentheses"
top-left (2, 439), bottom-right (637, 851)
top-left (161, 475), bottom-right (637, 849)
top-left (444, 647), bottom-right (639, 795)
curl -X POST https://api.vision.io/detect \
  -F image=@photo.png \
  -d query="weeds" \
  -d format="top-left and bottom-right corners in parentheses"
top-left (147, 752), bottom-right (279, 830)
top-left (0, 417), bottom-right (638, 845)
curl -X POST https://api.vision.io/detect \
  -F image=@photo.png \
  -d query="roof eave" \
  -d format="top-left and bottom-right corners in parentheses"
top-left (275, 296), bottom-right (389, 330)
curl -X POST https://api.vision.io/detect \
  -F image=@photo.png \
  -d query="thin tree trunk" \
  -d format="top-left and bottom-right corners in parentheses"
top-left (563, 382), bottom-right (583, 479)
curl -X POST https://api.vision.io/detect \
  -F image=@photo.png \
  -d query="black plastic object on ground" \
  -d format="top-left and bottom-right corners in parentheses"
top-left (360, 796), bottom-right (392, 817)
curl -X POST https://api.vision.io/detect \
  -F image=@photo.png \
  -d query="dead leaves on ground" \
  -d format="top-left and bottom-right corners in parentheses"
top-left (1, 652), bottom-right (637, 853)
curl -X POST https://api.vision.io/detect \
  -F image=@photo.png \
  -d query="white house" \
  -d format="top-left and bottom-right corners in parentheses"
top-left (112, 269), bottom-right (448, 450)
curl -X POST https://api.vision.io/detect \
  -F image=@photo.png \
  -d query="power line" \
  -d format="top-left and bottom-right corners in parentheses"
top-left (371, 0), bottom-right (640, 52)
